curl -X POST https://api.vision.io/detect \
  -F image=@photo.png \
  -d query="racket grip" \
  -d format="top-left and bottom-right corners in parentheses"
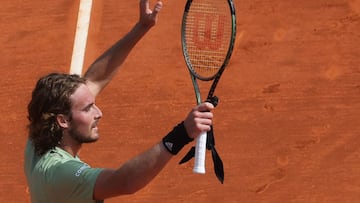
top-left (193, 131), bottom-right (207, 174)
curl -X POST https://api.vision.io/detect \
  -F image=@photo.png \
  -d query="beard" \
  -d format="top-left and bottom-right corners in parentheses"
top-left (68, 124), bottom-right (99, 144)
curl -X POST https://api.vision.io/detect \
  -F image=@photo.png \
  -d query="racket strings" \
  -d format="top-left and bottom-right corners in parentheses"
top-left (184, 0), bottom-right (232, 79)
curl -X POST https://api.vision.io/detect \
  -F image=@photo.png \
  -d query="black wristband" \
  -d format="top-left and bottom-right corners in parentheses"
top-left (162, 122), bottom-right (193, 155)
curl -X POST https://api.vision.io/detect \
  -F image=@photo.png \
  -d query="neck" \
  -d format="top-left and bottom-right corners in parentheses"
top-left (60, 144), bottom-right (81, 157)
top-left (59, 136), bottom-right (82, 157)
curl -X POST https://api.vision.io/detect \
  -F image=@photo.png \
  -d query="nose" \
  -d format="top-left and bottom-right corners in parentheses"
top-left (94, 104), bottom-right (103, 119)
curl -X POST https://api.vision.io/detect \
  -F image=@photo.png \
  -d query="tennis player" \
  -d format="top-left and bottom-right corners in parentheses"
top-left (24, 0), bottom-right (215, 202)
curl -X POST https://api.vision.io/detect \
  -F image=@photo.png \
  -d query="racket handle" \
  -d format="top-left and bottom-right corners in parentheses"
top-left (193, 131), bottom-right (207, 174)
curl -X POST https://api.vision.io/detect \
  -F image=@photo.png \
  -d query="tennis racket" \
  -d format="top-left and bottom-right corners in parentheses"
top-left (181, 0), bottom-right (236, 174)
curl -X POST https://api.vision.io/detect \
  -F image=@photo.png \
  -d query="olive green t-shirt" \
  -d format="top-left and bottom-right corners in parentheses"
top-left (24, 140), bottom-right (104, 203)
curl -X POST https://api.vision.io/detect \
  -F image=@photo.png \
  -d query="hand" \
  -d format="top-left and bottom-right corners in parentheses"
top-left (139, 0), bottom-right (163, 28)
top-left (183, 102), bottom-right (214, 139)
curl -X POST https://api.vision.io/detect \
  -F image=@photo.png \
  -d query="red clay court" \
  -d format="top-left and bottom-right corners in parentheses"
top-left (1, 0), bottom-right (360, 202)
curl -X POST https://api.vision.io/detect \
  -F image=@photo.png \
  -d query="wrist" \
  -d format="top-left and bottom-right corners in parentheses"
top-left (162, 122), bottom-right (193, 155)
top-left (135, 21), bottom-right (153, 32)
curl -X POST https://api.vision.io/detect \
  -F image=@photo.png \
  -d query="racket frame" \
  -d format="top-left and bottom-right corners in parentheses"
top-left (181, 0), bottom-right (236, 174)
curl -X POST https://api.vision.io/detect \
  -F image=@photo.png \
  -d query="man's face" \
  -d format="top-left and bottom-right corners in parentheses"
top-left (67, 84), bottom-right (103, 143)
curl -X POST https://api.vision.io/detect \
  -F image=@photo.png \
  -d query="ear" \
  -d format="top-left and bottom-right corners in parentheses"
top-left (56, 114), bottom-right (70, 128)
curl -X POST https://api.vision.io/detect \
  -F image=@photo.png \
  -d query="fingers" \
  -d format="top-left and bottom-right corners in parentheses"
top-left (196, 102), bottom-right (215, 112)
top-left (139, 0), bottom-right (162, 13)
top-left (139, 0), bottom-right (149, 13)
top-left (139, 0), bottom-right (163, 27)
top-left (152, 1), bottom-right (163, 14)
top-left (184, 102), bottom-right (215, 139)
top-left (149, 1), bottom-right (162, 23)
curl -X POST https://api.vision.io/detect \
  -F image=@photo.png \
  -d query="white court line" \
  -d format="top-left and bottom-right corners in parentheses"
top-left (69, 0), bottom-right (93, 75)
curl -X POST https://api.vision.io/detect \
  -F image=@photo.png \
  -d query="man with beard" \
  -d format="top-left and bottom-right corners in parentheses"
top-left (24, 0), bottom-right (215, 202)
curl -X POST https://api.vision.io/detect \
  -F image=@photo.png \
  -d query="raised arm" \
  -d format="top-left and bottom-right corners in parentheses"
top-left (84, 0), bottom-right (163, 97)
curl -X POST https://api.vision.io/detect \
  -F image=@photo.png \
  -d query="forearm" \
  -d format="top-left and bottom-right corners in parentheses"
top-left (114, 142), bottom-right (172, 193)
top-left (84, 23), bottom-right (152, 96)
top-left (93, 103), bottom-right (214, 200)
top-left (94, 142), bottom-right (172, 199)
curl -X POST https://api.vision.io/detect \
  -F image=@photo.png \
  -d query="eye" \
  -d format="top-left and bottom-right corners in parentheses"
top-left (84, 103), bottom-right (94, 112)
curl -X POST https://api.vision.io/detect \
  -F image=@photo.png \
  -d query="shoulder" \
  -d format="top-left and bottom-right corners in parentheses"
top-left (41, 149), bottom-right (104, 196)
top-left (39, 147), bottom-right (97, 177)
top-left (25, 141), bottom-right (104, 202)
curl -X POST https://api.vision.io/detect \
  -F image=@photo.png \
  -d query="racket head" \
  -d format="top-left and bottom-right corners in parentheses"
top-left (181, 0), bottom-right (236, 81)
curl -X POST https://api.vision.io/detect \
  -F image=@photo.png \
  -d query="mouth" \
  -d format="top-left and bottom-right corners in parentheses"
top-left (92, 126), bottom-right (99, 135)
top-left (92, 120), bottom-right (100, 128)
top-left (92, 122), bottom-right (99, 131)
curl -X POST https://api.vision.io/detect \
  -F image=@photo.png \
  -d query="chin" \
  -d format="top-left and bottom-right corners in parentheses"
top-left (82, 132), bottom-right (100, 143)
top-left (83, 137), bottom-right (99, 144)
top-left (90, 133), bottom-right (100, 141)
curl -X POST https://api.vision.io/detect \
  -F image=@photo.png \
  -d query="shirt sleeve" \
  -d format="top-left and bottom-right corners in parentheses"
top-left (48, 159), bottom-right (103, 202)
